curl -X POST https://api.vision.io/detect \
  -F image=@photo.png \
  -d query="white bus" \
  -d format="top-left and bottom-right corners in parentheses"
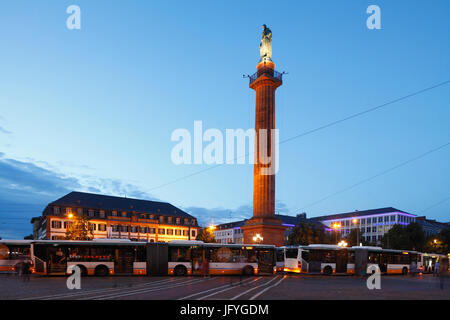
top-left (0, 240), bottom-right (32, 273)
top-left (30, 240), bottom-right (276, 276)
top-left (282, 244), bottom-right (351, 275)
top-left (280, 245), bottom-right (426, 275)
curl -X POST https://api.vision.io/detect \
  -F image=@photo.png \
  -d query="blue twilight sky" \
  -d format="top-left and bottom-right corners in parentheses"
top-left (0, 0), bottom-right (449, 238)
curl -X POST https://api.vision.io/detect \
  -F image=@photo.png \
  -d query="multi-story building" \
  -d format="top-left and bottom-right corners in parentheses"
top-left (213, 213), bottom-right (307, 244)
top-left (309, 207), bottom-right (417, 245)
top-left (415, 216), bottom-right (450, 237)
top-left (30, 191), bottom-right (200, 242)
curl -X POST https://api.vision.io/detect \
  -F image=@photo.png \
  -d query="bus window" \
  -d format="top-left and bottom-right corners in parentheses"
top-left (285, 249), bottom-right (298, 259)
top-left (169, 246), bottom-right (191, 262)
top-left (276, 249), bottom-right (284, 262)
top-left (323, 251), bottom-right (336, 263)
top-left (368, 252), bottom-right (380, 264)
top-left (301, 251), bottom-right (309, 263)
top-left (348, 251), bottom-right (355, 264)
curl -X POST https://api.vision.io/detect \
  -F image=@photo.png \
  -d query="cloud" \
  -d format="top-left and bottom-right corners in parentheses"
top-left (185, 200), bottom-right (291, 227)
top-left (0, 154), bottom-right (157, 239)
top-left (0, 126), bottom-right (11, 134)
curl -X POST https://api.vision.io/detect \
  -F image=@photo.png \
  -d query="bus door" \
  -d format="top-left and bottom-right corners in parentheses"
top-left (308, 250), bottom-right (322, 273)
top-left (257, 249), bottom-right (275, 274)
top-left (114, 246), bottom-right (134, 274)
top-left (47, 246), bottom-right (67, 274)
top-left (300, 250), bottom-right (309, 272)
top-left (190, 246), bottom-right (203, 275)
top-left (336, 249), bottom-right (348, 273)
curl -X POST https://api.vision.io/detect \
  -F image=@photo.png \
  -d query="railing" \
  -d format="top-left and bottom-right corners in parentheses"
top-left (249, 68), bottom-right (283, 85)
top-left (33, 256), bottom-right (46, 274)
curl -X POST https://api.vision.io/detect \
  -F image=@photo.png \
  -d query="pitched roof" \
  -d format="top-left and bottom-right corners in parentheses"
top-left (45, 191), bottom-right (194, 218)
top-left (308, 207), bottom-right (413, 222)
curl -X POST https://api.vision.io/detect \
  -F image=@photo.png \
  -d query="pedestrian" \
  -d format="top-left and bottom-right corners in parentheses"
top-left (434, 260), bottom-right (440, 277)
top-left (22, 260), bottom-right (31, 282)
top-left (438, 257), bottom-right (449, 290)
top-left (410, 261), bottom-right (417, 277)
top-left (202, 259), bottom-right (209, 278)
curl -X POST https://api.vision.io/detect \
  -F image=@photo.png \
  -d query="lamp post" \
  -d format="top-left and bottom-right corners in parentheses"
top-left (352, 219), bottom-right (360, 246)
top-left (253, 233), bottom-right (263, 244)
top-left (332, 223), bottom-right (341, 243)
top-left (338, 240), bottom-right (348, 247)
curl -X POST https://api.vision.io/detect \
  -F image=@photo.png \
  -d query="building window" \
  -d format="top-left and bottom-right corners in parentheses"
top-left (167, 229), bottom-right (174, 235)
top-left (391, 215), bottom-right (395, 222)
top-left (89, 210), bottom-right (94, 217)
top-left (168, 217), bottom-right (173, 224)
top-left (159, 228), bottom-right (165, 235)
top-left (112, 211), bottom-right (118, 216)
top-left (175, 229), bottom-right (181, 236)
top-left (148, 228), bottom-right (156, 234)
top-left (98, 224), bottom-right (106, 231)
top-left (176, 218), bottom-right (180, 225)
top-left (191, 230), bottom-right (196, 237)
top-left (51, 220), bottom-right (62, 229)
top-left (183, 230), bottom-right (188, 236)
top-left (121, 211), bottom-right (127, 218)
top-left (99, 210), bottom-right (105, 218)
top-left (53, 207), bottom-right (60, 215)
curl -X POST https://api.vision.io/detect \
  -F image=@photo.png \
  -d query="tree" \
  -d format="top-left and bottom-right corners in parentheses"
top-left (287, 222), bottom-right (331, 245)
top-left (65, 214), bottom-right (94, 240)
top-left (381, 222), bottom-right (425, 251)
top-left (344, 228), bottom-right (370, 247)
top-left (423, 229), bottom-right (450, 254)
top-left (24, 234), bottom-right (33, 240)
top-left (196, 228), bottom-right (216, 243)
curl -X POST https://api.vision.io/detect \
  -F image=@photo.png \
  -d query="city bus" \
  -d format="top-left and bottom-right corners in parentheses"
top-left (0, 240), bottom-right (32, 273)
top-left (353, 246), bottom-right (420, 275)
top-left (282, 244), bottom-right (351, 275)
top-left (30, 240), bottom-right (276, 276)
top-left (418, 252), bottom-right (447, 274)
top-left (166, 241), bottom-right (276, 276)
top-left (280, 245), bottom-right (424, 275)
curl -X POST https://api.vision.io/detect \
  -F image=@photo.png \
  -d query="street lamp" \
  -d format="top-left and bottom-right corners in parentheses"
top-left (338, 240), bottom-right (348, 247)
top-left (352, 219), bottom-right (360, 246)
top-left (332, 223), bottom-right (341, 243)
top-left (253, 233), bottom-right (263, 244)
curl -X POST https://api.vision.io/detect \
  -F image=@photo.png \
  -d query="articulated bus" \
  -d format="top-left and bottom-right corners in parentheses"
top-left (280, 245), bottom-right (428, 275)
top-left (0, 240), bottom-right (32, 273)
top-left (30, 240), bottom-right (276, 276)
top-left (419, 252), bottom-right (447, 274)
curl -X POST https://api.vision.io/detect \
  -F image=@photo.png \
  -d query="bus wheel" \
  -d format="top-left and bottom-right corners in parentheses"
top-left (95, 265), bottom-right (109, 277)
top-left (174, 265), bottom-right (187, 276)
top-left (402, 267), bottom-right (408, 275)
top-left (243, 266), bottom-right (254, 276)
top-left (323, 266), bottom-right (332, 275)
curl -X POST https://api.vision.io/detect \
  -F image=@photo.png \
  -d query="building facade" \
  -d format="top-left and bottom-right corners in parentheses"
top-left (31, 191), bottom-right (200, 242)
top-left (214, 214), bottom-right (307, 245)
top-left (415, 216), bottom-right (450, 237)
top-left (309, 207), bottom-right (417, 245)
